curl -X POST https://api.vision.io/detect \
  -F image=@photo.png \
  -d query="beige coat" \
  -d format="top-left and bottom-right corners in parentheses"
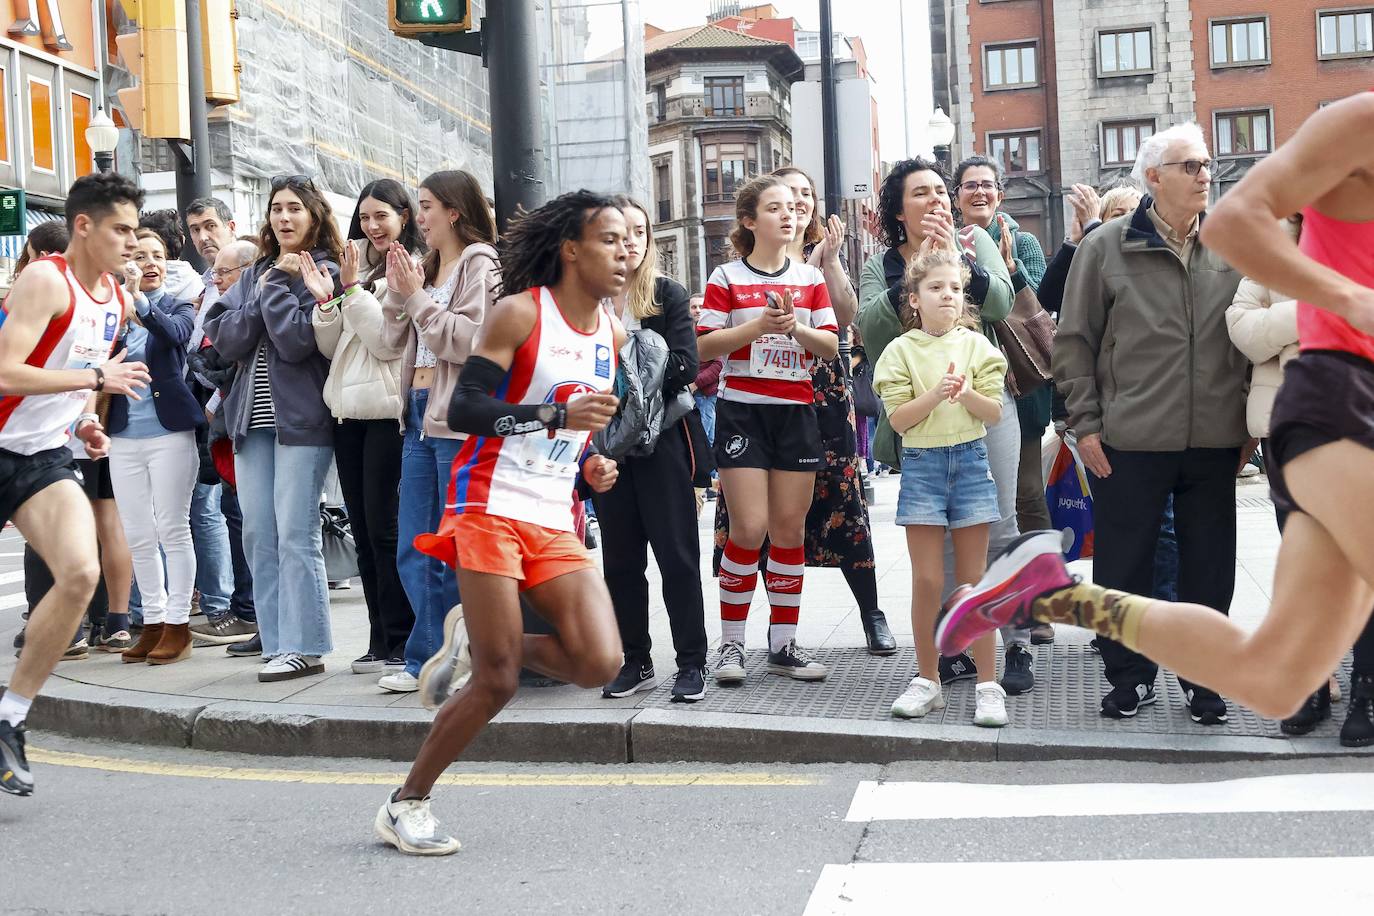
top-left (381, 243), bottom-right (500, 439)
top-left (1225, 221), bottom-right (1301, 438)
top-left (313, 241), bottom-right (406, 423)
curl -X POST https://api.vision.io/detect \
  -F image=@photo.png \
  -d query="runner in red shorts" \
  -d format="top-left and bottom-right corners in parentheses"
top-left (374, 191), bottom-right (628, 855)
top-left (932, 92), bottom-right (1374, 723)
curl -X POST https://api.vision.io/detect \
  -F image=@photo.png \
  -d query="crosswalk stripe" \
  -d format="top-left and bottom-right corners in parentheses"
top-left (846, 773), bottom-right (1374, 822)
top-left (0, 591), bottom-right (26, 611)
top-left (804, 859), bottom-right (1374, 914)
top-left (0, 570), bottom-right (25, 586)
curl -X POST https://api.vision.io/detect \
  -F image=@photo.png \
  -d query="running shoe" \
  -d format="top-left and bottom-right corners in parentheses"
top-left (227, 634), bottom-right (263, 657)
top-left (1101, 683), bottom-right (1156, 719)
top-left (0, 720), bottom-right (33, 796)
top-left (375, 789), bottom-right (461, 856)
top-left (671, 666), bottom-right (707, 703)
top-left (60, 637), bottom-right (90, 662)
top-left (602, 658), bottom-right (655, 699)
top-left (190, 615), bottom-right (257, 646)
top-left (938, 652), bottom-right (977, 685)
top-left (891, 676), bottom-right (944, 718)
top-left (379, 671), bottom-right (420, 694)
top-left (973, 682), bottom-right (1009, 728)
top-left (258, 653), bottom-right (324, 683)
top-left (1000, 645), bottom-right (1035, 695)
top-left (713, 641), bottom-right (747, 685)
top-left (1186, 687), bottom-right (1229, 725)
top-left (351, 654), bottom-right (387, 675)
top-left (99, 630), bottom-right (133, 652)
top-left (418, 605), bottom-right (471, 711)
top-left (766, 640), bottom-right (828, 681)
top-left (935, 530), bottom-right (1076, 658)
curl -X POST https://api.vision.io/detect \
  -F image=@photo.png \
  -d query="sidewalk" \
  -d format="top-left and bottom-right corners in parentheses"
top-left (2, 473), bottom-right (1364, 764)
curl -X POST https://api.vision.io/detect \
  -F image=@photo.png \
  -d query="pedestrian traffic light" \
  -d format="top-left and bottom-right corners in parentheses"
top-left (114, 0), bottom-right (191, 140)
top-left (200, 0), bottom-right (241, 104)
top-left (389, 0), bottom-right (472, 36)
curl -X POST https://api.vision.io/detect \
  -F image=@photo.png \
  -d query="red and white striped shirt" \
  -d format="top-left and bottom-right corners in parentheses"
top-left (696, 258), bottom-right (837, 406)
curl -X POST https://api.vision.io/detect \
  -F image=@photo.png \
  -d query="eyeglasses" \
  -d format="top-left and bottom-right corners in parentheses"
top-left (1160, 159), bottom-right (1212, 176)
top-left (270, 174), bottom-right (316, 191)
top-left (959, 180), bottom-right (999, 194)
top-left (210, 264), bottom-right (246, 280)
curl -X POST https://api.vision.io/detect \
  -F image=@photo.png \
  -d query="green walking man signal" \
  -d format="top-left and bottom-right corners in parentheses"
top-left (390, 0), bottom-right (471, 34)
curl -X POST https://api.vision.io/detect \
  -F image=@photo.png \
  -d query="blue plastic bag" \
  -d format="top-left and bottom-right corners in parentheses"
top-left (1045, 436), bottom-right (1094, 561)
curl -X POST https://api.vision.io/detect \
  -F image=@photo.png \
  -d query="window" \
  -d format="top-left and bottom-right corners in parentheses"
top-left (704, 77), bottom-right (745, 117)
top-left (983, 42), bottom-right (1038, 90)
top-left (1318, 8), bottom-right (1374, 59)
top-left (1215, 109), bottom-right (1272, 157)
top-left (652, 83), bottom-right (667, 122)
top-left (654, 161), bottom-right (672, 223)
top-left (70, 91), bottom-right (93, 178)
top-left (702, 142), bottom-right (758, 201)
top-left (1098, 28), bottom-right (1153, 75)
top-left (1101, 119), bottom-right (1154, 167)
top-left (1211, 17), bottom-right (1270, 66)
top-left (0, 69), bottom-right (9, 165)
top-left (988, 130), bottom-right (1041, 174)
top-left (658, 238), bottom-right (678, 281)
top-left (27, 77), bottom-right (54, 174)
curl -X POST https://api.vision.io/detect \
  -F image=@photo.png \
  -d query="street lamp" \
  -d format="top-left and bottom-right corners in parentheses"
top-left (85, 108), bottom-right (118, 173)
top-left (928, 107), bottom-right (956, 171)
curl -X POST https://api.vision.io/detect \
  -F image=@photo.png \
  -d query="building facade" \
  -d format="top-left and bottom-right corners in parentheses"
top-left (644, 23), bottom-right (802, 293)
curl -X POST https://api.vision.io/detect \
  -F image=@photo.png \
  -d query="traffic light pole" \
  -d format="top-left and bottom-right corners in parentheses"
top-left (170, 0), bottom-right (212, 270)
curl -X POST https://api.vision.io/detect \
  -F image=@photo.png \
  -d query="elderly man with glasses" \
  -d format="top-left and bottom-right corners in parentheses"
top-left (1053, 122), bottom-right (1251, 725)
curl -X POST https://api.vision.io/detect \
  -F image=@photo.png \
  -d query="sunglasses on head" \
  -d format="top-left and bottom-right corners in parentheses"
top-left (270, 174), bottom-right (316, 191)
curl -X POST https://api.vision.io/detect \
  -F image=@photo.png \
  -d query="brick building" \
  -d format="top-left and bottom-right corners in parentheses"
top-left (932, 0), bottom-right (1371, 251)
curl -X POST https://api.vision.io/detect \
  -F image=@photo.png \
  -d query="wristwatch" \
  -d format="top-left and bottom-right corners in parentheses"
top-left (536, 403), bottom-right (567, 429)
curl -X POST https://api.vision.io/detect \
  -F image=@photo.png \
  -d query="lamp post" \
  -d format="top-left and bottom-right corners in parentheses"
top-left (85, 108), bottom-right (118, 173)
top-left (928, 107), bottom-right (956, 172)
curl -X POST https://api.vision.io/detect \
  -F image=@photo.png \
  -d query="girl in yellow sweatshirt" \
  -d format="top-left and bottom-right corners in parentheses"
top-left (873, 249), bottom-right (1010, 727)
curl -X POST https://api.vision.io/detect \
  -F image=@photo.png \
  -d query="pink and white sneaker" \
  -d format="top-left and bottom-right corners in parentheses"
top-left (935, 530), bottom-right (1077, 657)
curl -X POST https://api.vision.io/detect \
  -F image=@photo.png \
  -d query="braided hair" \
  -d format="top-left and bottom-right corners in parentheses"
top-left (497, 190), bottom-right (619, 298)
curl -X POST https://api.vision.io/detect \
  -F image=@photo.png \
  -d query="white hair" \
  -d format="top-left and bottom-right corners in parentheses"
top-left (1131, 122), bottom-right (1208, 188)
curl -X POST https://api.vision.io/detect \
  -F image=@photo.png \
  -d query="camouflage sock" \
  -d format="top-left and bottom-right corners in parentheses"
top-left (1030, 581), bottom-right (1152, 650)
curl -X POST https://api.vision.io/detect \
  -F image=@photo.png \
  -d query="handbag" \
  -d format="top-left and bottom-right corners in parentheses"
top-left (851, 362), bottom-right (881, 418)
top-left (994, 277), bottom-right (1056, 398)
top-left (320, 506), bottom-right (360, 582)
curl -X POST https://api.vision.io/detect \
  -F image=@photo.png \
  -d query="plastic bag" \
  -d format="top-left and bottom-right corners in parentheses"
top-left (1045, 435), bottom-right (1094, 561)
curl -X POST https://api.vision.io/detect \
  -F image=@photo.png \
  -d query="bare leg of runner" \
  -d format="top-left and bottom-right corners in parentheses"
top-left (8, 482), bottom-right (101, 698)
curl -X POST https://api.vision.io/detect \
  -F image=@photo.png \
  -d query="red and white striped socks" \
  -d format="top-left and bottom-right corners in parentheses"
top-left (764, 544), bottom-right (805, 653)
top-left (719, 539), bottom-right (760, 646)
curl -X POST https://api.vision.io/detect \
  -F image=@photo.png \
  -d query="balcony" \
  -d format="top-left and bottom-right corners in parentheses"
top-left (652, 93), bottom-right (787, 125)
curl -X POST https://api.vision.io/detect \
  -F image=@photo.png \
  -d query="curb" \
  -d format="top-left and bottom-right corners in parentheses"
top-left (15, 680), bottom-right (1369, 765)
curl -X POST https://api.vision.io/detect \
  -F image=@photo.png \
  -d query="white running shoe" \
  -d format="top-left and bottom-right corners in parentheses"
top-left (378, 670), bottom-right (420, 693)
top-left (973, 681), bottom-right (1009, 728)
top-left (891, 676), bottom-right (945, 719)
top-left (419, 605), bottom-right (472, 711)
top-left (374, 789), bottom-right (461, 856)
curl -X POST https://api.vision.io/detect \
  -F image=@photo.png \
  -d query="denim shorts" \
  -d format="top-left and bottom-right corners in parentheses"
top-left (895, 439), bottom-right (1001, 528)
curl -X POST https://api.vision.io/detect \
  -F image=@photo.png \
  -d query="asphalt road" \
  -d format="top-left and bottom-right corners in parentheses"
top-left (6, 734), bottom-right (1374, 914)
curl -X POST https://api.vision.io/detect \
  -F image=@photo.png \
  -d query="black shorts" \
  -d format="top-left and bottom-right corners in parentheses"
top-left (74, 457), bottom-right (115, 501)
top-left (714, 399), bottom-right (824, 472)
top-left (0, 446), bottom-right (80, 528)
top-left (1268, 350), bottom-right (1374, 515)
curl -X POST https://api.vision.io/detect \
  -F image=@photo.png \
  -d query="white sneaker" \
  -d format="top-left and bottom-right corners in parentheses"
top-left (973, 681), bottom-right (1009, 728)
top-left (374, 789), bottom-right (461, 856)
top-left (891, 676), bottom-right (945, 718)
top-left (257, 652), bottom-right (324, 683)
top-left (379, 670), bottom-right (419, 693)
top-left (713, 640), bottom-right (747, 684)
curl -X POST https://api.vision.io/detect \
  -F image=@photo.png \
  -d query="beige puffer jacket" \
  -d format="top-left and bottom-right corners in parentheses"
top-left (313, 240), bottom-right (406, 423)
top-left (1225, 220), bottom-right (1301, 438)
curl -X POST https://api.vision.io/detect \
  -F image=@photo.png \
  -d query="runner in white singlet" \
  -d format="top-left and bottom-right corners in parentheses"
top-left (0, 173), bottom-right (149, 798)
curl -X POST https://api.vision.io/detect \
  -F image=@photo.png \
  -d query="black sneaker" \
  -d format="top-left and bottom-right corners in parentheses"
top-left (1101, 683), bottom-right (1157, 718)
top-left (1000, 645), bottom-right (1035, 695)
top-left (190, 614), bottom-right (257, 646)
top-left (1342, 675), bottom-right (1374, 748)
top-left (12, 627), bottom-right (23, 650)
top-left (938, 652), bottom-right (978, 685)
top-left (0, 720), bottom-right (33, 796)
top-left (766, 640), bottom-right (828, 681)
top-left (1281, 684), bottom-right (1331, 735)
top-left (671, 666), bottom-right (707, 703)
top-left (1186, 687), bottom-right (1229, 725)
top-left (602, 659), bottom-right (655, 698)
top-left (227, 634), bottom-right (263, 657)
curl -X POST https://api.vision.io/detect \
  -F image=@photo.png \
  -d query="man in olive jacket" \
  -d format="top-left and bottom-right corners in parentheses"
top-left (1053, 123), bottom-right (1248, 724)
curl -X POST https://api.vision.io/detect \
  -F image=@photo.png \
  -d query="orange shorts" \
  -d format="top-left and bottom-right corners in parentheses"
top-left (427, 513), bottom-right (594, 591)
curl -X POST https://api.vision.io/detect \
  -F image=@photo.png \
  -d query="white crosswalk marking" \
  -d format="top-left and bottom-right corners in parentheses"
top-left (845, 773), bottom-right (1374, 821)
top-left (1, 592), bottom-right (26, 611)
top-left (805, 859), bottom-right (1374, 914)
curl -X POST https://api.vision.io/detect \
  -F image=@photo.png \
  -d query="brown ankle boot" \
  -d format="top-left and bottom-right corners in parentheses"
top-left (148, 623), bottom-right (192, 665)
top-left (122, 623), bottom-right (165, 663)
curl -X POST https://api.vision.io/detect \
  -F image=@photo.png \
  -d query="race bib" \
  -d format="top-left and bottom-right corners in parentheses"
top-left (749, 334), bottom-right (809, 381)
top-left (515, 428), bottom-right (586, 478)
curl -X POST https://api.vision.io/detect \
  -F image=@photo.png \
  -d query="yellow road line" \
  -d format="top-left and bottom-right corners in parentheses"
top-left (28, 747), bottom-right (819, 787)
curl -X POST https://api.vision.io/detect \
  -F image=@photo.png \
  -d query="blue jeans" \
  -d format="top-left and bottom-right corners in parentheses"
top-left (694, 393), bottom-right (716, 445)
top-left (222, 483), bottom-right (255, 621)
top-left (235, 430), bottom-right (333, 658)
top-left (190, 482), bottom-right (233, 617)
top-left (398, 390), bottom-right (463, 676)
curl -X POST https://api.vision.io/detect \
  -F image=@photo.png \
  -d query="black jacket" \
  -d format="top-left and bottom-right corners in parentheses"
top-left (108, 295), bottom-right (204, 435)
top-left (639, 276), bottom-right (699, 396)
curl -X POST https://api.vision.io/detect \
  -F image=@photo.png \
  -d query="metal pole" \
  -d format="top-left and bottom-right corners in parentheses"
top-left (899, 0), bottom-right (911, 158)
top-left (95, 151), bottom-right (114, 173)
top-left (818, 0), bottom-right (840, 220)
top-left (486, 0), bottom-right (546, 233)
top-left (173, 0), bottom-right (212, 271)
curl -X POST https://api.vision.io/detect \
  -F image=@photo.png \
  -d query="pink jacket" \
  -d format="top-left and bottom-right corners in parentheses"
top-left (381, 242), bottom-right (501, 439)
